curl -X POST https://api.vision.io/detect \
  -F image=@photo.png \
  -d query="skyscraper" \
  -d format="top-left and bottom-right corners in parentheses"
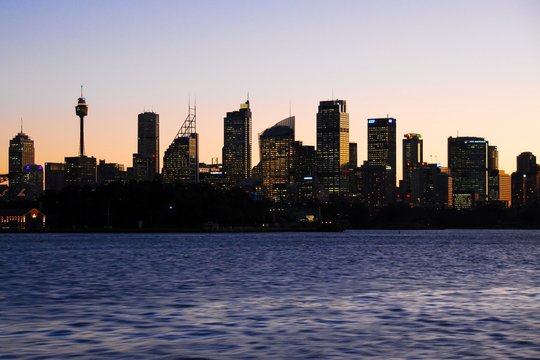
top-left (8, 130), bottom-right (35, 189)
top-left (259, 117), bottom-right (295, 201)
top-left (162, 104), bottom-right (199, 184)
top-left (349, 142), bottom-right (358, 169)
top-left (511, 152), bottom-right (538, 207)
top-left (223, 100), bottom-right (252, 187)
top-left (316, 100), bottom-right (349, 195)
top-left (367, 118), bottom-right (397, 187)
top-left (133, 112), bottom-right (160, 182)
top-left (447, 136), bottom-right (488, 209)
top-left (402, 133), bottom-right (423, 185)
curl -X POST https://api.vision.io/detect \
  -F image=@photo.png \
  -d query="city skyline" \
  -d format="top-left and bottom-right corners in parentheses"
top-left (1, 0), bottom-right (539, 177)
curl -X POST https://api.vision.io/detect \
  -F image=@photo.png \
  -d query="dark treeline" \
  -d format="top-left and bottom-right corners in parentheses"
top-left (2, 182), bottom-right (540, 230)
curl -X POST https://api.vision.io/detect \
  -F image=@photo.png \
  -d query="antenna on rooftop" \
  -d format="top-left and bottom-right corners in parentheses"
top-left (20, 117), bottom-right (23, 133)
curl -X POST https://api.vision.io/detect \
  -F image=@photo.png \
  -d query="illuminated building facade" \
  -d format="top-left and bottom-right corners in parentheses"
top-left (259, 117), bottom-right (295, 201)
top-left (64, 156), bottom-right (97, 187)
top-left (223, 100), bottom-right (252, 187)
top-left (8, 131), bottom-right (35, 189)
top-left (162, 104), bottom-right (198, 184)
top-left (316, 100), bottom-right (349, 195)
top-left (447, 136), bottom-right (488, 209)
top-left (133, 112), bottom-right (159, 182)
top-left (367, 118), bottom-right (396, 188)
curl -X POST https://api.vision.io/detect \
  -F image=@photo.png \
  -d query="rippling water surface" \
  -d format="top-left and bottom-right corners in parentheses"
top-left (1, 230), bottom-right (539, 359)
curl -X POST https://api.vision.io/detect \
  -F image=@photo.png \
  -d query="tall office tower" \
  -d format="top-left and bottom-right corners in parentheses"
top-left (21, 164), bottom-right (43, 200)
top-left (65, 90), bottom-right (96, 187)
top-left (367, 117), bottom-right (397, 186)
top-left (8, 130), bottom-right (35, 189)
top-left (45, 162), bottom-right (65, 191)
top-left (316, 100), bottom-right (349, 195)
top-left (259, 117), bottom-right (295, 201)
top-left (447, 137), bottom-right (488, 209)
top-left (488, 146), bottom-right (498, 171)
top-left (487, 145), bottom-right (503, 203)
top-left (402, 133), bottom-right (423, 187)
top-left (162, 103), bottom-right (199, 184)
top-left (349, 142), bottom-right (358, 169)
top-left (133, 112), bottom-right (159, 182)
top-left (293, 141), bottom-right (317, 203)
top-left (511, 152), bottom-right (538, 207)
top-left (222, 100), bottom-right (252, 187)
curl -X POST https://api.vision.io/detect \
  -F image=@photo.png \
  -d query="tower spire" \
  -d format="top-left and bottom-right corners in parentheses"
top-left (75, 87), bottom-right (89, 157)
top-left (20, 117), bottom-right (23, 134)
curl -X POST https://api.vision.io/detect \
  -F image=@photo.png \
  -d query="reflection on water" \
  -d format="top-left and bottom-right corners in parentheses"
top-left (1, 230), bottom-right (539, 358)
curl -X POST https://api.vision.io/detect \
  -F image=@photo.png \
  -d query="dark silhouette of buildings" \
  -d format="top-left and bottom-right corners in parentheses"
top-left (316, 100), bottom-right (349, 195)
top-left (162, 104), bottom-right (199, 184)
top-left (487, 145), bottom-right (511, 206)
top-left (511, 152), bottom-right (538, 207)
top-left (259, 117), bottom-right (295, 201)
top-left (45, 162), bottom-right (65, 191)
top-left (64, 156), bottom-right (96, 187)
top-left (223, 100), bottom-right (252, 187)
top-left (349, 142), bottom-right (357, 169)
top-left (133, 112), bottom-right (160, 182)
top-left (97, 160), bottom-right (127, 185)
top-left (447, 136), bottom-right (488, 209)
top-left (401, 133), bottom-right (423, 198)
top-left (367, 117), bottom-right (396, 187)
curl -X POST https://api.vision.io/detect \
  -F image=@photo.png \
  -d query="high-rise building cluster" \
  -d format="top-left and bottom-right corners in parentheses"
top-left (2, 91), bottom-right (539, 211)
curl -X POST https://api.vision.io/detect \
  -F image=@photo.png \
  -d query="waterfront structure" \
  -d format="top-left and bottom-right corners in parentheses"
top-left (162, 103), bottom-right (199, 184)
top-left (259, 117), bottom-right (295, 201)
top-left (316, 100), bottom-right (349, 195)
top-left (447, 136), bottom-right (488, 209)
top-left (132, 112), bottom-right (159, 182)
top-left (511, 152), bottom-right (538, 207)
top-left (45, 162), bottom-right (65, 191)
top-left (8, 130), bottom-right (35, 189)
top-left (0, 208), bottom-right (45, 230)
top-left (222, 100), bottom-right (252, 187)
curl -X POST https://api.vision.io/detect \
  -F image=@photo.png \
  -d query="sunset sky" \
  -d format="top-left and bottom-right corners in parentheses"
top-left (1, 0), bottom-right (539, 179)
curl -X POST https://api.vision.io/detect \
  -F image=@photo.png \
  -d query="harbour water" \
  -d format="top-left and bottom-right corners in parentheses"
top-left (1, 230), bottom-right (539, 358)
